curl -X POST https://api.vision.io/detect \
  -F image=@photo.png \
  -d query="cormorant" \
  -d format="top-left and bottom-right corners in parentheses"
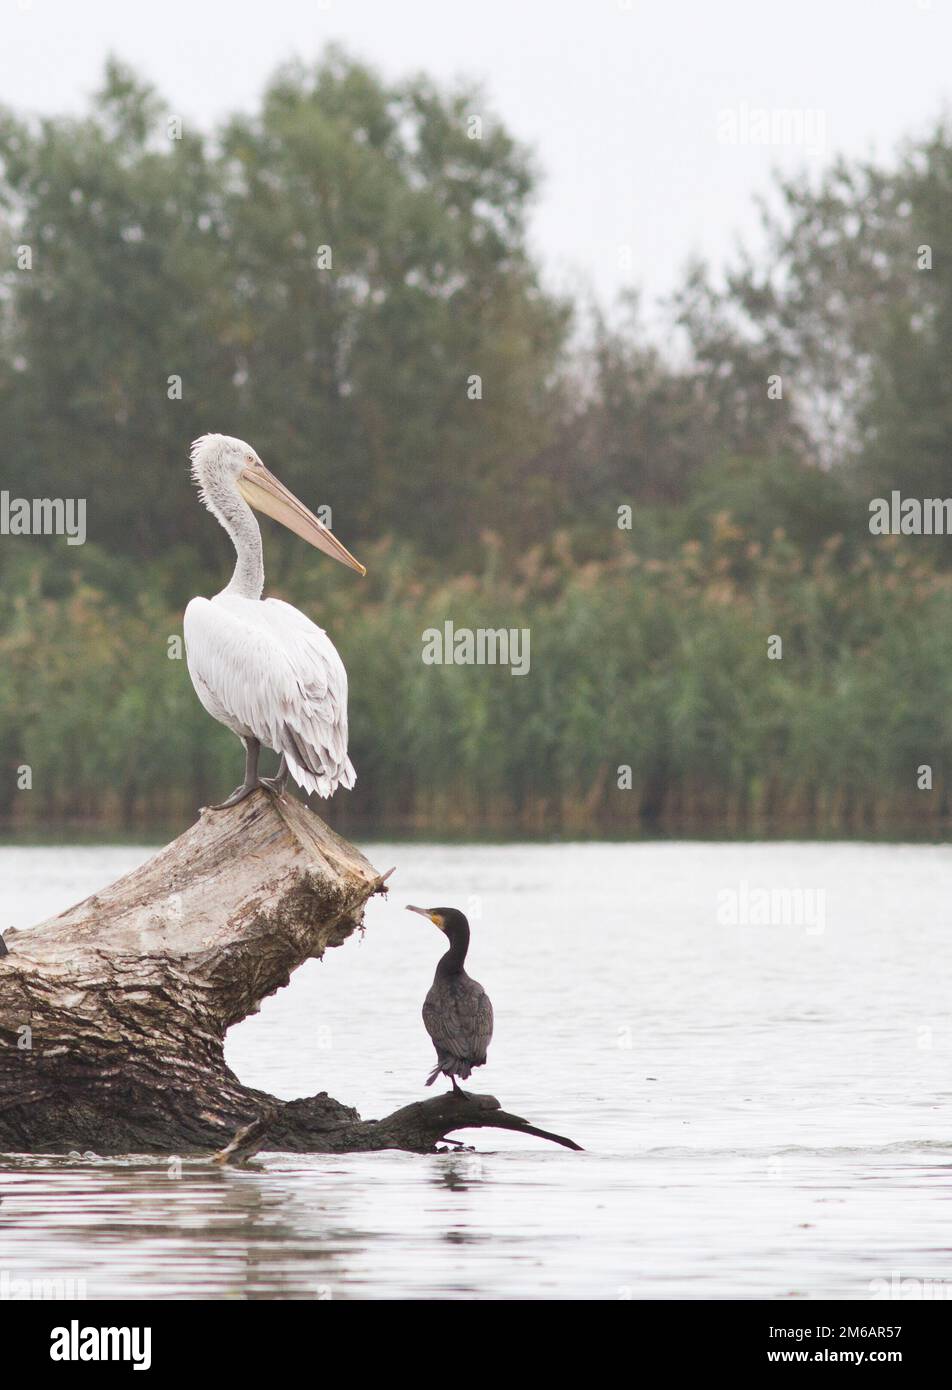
top-left (406, 906), bottom-right (493, 1092)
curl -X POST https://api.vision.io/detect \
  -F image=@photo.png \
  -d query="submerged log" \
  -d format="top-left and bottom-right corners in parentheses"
top-left (0, 792), bottom-right (580, 1156)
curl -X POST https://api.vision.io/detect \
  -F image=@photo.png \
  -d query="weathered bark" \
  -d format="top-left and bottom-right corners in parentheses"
top-left (214, 1091), bottom-right (583, 1161)
top-left (0, 791), bottom-right (580, 1156)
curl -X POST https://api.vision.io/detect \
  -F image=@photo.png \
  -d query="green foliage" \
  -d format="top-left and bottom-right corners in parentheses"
top-left (0, 51), bottom-right (569, 575)
top-left (676, 124), bottom-right (952, 510)
top-left (3, 531), bottom-right (951, 830)
top-left (2, 59), bottom-right (952, 830)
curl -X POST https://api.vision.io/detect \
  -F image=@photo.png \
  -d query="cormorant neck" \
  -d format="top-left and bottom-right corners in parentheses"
top-left (437, 924), bottom-right (470, 975)
top-left (208, 480), bottom-right (264, 600)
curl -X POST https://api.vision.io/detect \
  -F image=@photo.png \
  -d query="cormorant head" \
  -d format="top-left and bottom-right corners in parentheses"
top-left (406, 905), bottom-right (469, 940)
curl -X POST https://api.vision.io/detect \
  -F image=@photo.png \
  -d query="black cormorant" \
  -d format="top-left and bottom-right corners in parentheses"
top-left (406, 905), bottom-right (493, 1092)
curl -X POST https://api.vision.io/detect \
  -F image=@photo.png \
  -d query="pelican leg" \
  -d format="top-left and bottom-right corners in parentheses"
top-left (211, 737), bottom-right (262, 809)
top-left (261, 754), bottom-right (289, 796)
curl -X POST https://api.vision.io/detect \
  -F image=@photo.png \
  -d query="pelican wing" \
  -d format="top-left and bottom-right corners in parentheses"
top-left (184, 594), bottom-right (355, 797)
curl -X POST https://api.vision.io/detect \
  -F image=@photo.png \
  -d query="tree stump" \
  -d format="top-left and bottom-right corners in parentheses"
top-left (0, 792), bottom-right (580, 1156)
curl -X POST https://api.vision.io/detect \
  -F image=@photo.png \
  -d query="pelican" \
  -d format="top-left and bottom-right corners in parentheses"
top-left (184, 433), bottom-right (365, 808)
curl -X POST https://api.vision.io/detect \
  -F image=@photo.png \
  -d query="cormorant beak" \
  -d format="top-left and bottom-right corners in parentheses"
top-left (406, 905), bottom-right (444, 930)
top-left (238, 461), bottom-right (366, 575)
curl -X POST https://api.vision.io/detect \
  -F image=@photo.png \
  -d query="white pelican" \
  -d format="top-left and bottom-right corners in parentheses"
top-left (184, 433), bottom-right (365, 808)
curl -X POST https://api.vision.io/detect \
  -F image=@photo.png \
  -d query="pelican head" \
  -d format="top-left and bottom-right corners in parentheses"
top-left (190, 433), bottom-right (365, 574)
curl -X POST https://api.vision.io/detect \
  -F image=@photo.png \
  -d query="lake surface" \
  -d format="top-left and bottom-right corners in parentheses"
top-left (2, 839), bottom-right (952, 1300)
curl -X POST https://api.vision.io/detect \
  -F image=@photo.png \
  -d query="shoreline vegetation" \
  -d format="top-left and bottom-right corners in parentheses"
top-left (1, 822), bottom-right (949, 844)
top-left (3, 57), bottom-right (952, 835)
top-left (3, 526), bottom-right (950, 835)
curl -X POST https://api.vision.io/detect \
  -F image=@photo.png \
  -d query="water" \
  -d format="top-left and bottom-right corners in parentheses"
top-left (2, 839), bottom-right (952, 1300)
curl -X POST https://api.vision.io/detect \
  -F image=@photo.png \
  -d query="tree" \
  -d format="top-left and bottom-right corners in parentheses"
top-left (675, 126), bottom-right (952, 508)
top-left (0, 51), bottom-right (569, 579)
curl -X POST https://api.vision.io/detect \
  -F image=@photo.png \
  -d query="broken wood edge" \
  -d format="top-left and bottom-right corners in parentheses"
top-left (211, 1091), bottom-right (583, 1163)
top-left (372, 867), bottom-right (396, 894)
top-left (375, 1091), bottom-right (585, 1153)
top-left (211, 1107), bottom-right (279, 1166)
top-left (0, 791), bottom-right (386, 1154)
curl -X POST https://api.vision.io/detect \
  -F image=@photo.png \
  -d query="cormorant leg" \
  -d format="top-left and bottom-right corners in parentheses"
top-left (449, 1074), bottom-right (462, 1094)
top-left (261, 753), bottom-right (289, 796)
top-left (211, 738), bottom-right (262, 809)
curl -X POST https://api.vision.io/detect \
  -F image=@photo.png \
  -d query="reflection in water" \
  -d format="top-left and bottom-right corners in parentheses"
top-left (1, 1158), bottom-right (372, 1299)
top-left (2, 841), bottom-right (952, 1299)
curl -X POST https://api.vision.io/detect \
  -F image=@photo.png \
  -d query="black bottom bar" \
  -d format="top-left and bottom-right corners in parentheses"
top-left (8, 1298), bottom-right (947, 1372)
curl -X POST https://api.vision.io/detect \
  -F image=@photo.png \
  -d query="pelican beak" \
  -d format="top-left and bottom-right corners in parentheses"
top-left (238, 462), bottom-right (366, 575)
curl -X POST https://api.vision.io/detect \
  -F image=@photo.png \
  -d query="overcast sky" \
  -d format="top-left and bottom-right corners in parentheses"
top-left (5, 0), bottom-right (952, 319)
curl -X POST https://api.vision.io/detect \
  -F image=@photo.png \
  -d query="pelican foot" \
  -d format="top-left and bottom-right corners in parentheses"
top-left (260, 754), bottom-right (289, 796)
top-left (210, 737), bottom-right (263, 809)
top-left (210, 781), bottom-right (262, 810)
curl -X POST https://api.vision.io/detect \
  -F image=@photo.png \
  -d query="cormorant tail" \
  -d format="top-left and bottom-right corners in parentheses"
top-left (426, 1057), bottom-right (473, 1085)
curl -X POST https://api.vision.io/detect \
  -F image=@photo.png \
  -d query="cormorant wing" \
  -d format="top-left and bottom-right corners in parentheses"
top-left (423, 977), bottom-right (494, 1064)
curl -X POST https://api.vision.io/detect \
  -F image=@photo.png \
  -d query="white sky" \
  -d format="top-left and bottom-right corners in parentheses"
top-left (5, 0), bottom-right (952, 321)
